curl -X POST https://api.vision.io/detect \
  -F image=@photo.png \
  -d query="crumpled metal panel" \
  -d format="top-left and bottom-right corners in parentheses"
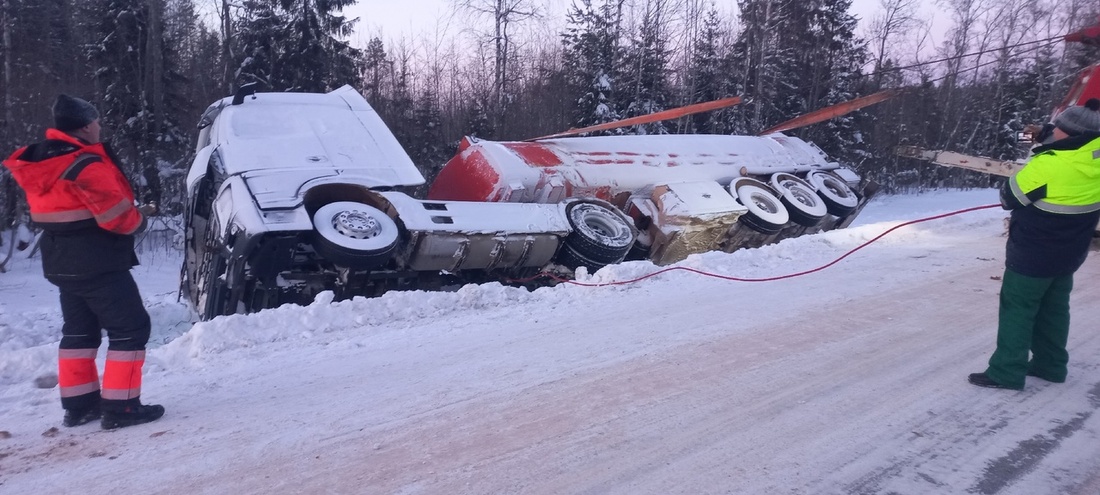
top-left (643, 182), bottom-right (748, 266)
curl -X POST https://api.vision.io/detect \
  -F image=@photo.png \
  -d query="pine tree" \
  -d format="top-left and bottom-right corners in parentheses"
top-left (729, 0), bottom-right (800, 133)
top-left (796, 0), bottom-right (867, 164)
top-left (562, 0), bottom-right (625, 132)
top-left (383, 52), bottom-right (417, 147)
top-left (233, 0), bottom-right (361, 93)
top-left (685, 7), bottom-right (730, 134)
top-left (463, 95), bottom-right (494, 139)
top-left (234, 0), bottom-right (280, 90)
top-left (729, 0), bottom-right (868, 160)
top-left (362, 37), bottom-right (391, 113)
top-left (85, 0), bottom-right (188, 204)
top-left (621, 0), bottom-right (672, 135)
top-left (407, 89), bottom-right (448, 183)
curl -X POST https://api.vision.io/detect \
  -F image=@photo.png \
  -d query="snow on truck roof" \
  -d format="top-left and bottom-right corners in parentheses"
top-left (210, 85), bottom-right (425, 190)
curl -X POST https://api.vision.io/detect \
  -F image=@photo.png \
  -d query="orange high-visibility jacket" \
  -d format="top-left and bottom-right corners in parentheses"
top-left (3, 129), bottom-right (145, 278)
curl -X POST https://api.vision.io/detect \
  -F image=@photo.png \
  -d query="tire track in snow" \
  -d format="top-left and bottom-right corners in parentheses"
top-left (834, 260), bottom-right (1100, 495)
top-left (971, 380), bottom-right (1100, 495)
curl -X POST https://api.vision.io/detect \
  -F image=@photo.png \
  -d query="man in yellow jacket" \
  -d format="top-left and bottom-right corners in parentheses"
top-left (969, 98), bottom-right (1100, 390)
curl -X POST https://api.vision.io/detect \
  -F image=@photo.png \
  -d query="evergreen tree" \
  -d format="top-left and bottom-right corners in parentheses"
top-left (152, 0), bottom-right (207, 213)
top-left (621, 0), bottom-right (672, 134)
top-left (686, 7), bottom-right (730, 134)
top-left (729, 0), bottom-right (867, 159)
top-left (463, 95), bottom-right (494, 139)
top-left (234, 0), bottom-right (361, 93)
top-left (406, 89), bottom-right (448, 183)
top-left (234, 0), bottom-right (280, 90)
top-left (166, 0), bottom-right (224, 116)
top-left (85, 0), bottom-right (188, 204)
top-left (3, 0), bottom-right (86, 147)
top-left (562, 0), bottom-right (625, 132)
top-left (796, 0), bottom-right (867, 164)
top-left (362, 37), bottom-right (391, 113)
top-left (729, 0), bottom-right (798, 133)
top-left (381, 52), bottom-right (418, 149)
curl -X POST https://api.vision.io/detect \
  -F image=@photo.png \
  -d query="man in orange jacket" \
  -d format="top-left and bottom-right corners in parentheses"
top-left (3, 94), bottom-right (164, 429)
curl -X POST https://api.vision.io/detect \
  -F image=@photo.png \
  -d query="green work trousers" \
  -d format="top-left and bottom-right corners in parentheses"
top-left (985, 268), bottom-right (1073, 389)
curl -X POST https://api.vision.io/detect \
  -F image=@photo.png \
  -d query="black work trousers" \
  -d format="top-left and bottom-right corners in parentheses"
top-left (51, 270), bottom-right (151, 352)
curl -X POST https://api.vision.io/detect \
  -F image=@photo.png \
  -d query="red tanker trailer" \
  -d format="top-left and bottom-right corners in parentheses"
top-left (428, 132), bottom-right (874, 266)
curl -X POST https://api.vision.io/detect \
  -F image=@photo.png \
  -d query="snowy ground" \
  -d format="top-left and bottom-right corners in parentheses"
top-left (2, 189), bottom-right (1100, 494)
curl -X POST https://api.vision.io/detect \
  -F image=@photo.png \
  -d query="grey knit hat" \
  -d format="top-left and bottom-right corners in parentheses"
top-left (53, 94), bottom-right (100, 132)
top-left (1054, 98), bottom-right (1100, 136)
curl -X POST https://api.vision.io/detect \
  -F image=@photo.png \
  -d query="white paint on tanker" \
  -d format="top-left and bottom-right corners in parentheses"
top-left (436, 133), bottom-right (848, 205)
top-left (382, 192), bottom-right (573, 236)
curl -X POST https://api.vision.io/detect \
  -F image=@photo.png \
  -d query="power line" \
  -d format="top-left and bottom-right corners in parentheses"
top-left (926, 38), bottom-right (1063, 85)
top-left (866, 34), bottom-right (1065, 79)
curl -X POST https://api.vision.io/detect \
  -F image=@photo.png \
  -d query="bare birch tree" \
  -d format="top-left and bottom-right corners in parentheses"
top-left (865, 0), bottom-right (921, 88)
top-left (454, 0), bottom-right (541, 131)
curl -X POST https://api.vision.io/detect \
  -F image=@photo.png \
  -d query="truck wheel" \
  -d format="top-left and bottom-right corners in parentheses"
top-left (562, 201), bottom-right (635, 265)
top-left (312, 201), bottom-right (399, 269)
top-left (555, 243), bottom-right (610, 273)
top-left (807, 171), bottom-right (858, 217)
top-left (770, 173), bottom-right (827, 227)
top-left (731, 180), bottom-right (789, 233)
top-left (624, 240), bottom-right (652, 262)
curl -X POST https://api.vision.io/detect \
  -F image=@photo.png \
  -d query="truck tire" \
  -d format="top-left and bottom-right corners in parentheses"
top-left (312, 201), bottom-right (399, 269)
top-left (562, 201), bottom-right (635, 265)
top-left (555, 243), bottom-right (611, 273)
top-left (770, 173), bottom-right (827, 227)
top-left (731, 180), bottom-right (789, 234)
top-left (807, 171), bottom-right (859, 217)
top-left (624, 240), bottom-right (652, 262)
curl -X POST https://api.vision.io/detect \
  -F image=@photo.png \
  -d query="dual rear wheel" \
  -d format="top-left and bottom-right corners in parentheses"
top-left (730, 171), bottom-right (859, 234)
top-left (557, 201), bottom-right (636, 272)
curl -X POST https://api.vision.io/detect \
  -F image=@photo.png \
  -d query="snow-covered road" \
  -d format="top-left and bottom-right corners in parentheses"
top-left (2, 189), bottom-right (1099, 494)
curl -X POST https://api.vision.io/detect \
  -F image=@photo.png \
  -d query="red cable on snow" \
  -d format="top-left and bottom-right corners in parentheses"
top-left (515, 203), bottom-right (1002, 288)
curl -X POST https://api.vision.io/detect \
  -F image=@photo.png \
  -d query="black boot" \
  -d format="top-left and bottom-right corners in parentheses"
top-left (62, 392), bottom-right (101, 427)
top-left (101, 399), bottom-right (165, 430)
top-left (967, 372), bottom-right (1023, 390)
top-left (63, 404), bottom-right (101, 427)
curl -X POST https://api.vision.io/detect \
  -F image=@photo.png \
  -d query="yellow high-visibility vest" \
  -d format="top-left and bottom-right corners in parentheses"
top-left (1009, 135), bottom-right (1100, 214)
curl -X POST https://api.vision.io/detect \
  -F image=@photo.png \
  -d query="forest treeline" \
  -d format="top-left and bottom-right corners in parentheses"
top-left (2, 0), bottom-right (1099, 232)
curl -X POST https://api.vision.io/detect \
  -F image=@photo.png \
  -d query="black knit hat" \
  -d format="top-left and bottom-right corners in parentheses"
top-left (53, 94), bottom-right (100, 132)
top-left (1054, 98), bottom-right (1100, 136)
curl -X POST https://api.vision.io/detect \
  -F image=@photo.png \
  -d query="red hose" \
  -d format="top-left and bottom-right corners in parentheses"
top-left (514, 203), bottom-right (1002, 287)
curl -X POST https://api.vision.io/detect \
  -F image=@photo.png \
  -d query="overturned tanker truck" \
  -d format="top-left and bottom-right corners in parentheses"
top-left (428, 130), bottom-right (879, 266)
top-left (180, 84), bottom-right (637, 320)
top-left (181, 84), bottom-right (885, 319)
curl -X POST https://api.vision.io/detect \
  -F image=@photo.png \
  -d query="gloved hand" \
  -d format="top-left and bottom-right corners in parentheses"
top-left (138, 202), bottom-right (158, 216)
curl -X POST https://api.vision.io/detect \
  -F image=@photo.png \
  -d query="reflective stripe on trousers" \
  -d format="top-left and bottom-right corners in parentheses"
top-left (58, 348), bottom-right (99, 398)
top-left (101, 350), bottom-right (144, 400)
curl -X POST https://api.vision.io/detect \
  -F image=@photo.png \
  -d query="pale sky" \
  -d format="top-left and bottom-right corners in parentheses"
top-left (344, 0), bottom-right (948, 48)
